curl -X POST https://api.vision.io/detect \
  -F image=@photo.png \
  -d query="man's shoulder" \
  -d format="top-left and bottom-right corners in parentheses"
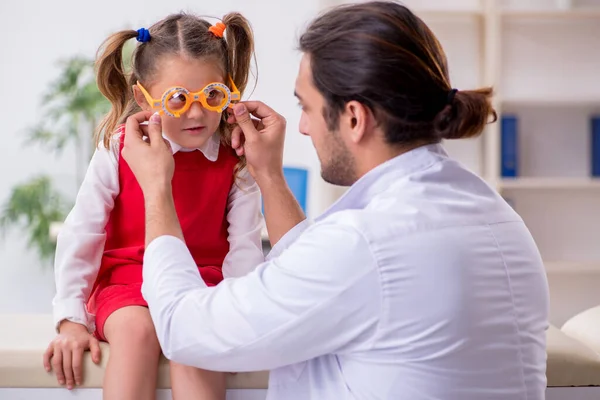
top-left (312, 209), bottom-right (368, 233)
top-left (314, 208), bottom-right (389, 235)
top-left (307, 209), bottom-right (387, 253)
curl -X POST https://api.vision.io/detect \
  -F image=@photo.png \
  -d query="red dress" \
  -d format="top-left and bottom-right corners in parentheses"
top-left (87, 133), bottom-right (239, 341)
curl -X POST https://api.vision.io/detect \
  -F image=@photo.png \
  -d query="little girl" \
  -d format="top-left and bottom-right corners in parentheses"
top-left (43, 12), bottom-right (265, 400)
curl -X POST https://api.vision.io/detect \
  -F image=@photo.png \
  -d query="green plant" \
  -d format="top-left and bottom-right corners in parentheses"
top-left (0, 40), bottom-right (136, 265)
top-left (25, 55), bottom-right (111, 185)
top-left (0, 176), bottom-right (69, 263)
top-left (0, 54), bottom-right (112, 264)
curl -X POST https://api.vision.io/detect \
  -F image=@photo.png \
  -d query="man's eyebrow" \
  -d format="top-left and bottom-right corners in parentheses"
top-left (294, 91), bottom-right (303, 102)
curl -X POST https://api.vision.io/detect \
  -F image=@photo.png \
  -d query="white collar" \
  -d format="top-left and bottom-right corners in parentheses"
top-left (162, 132), bottom-right (220, 162)
top-left (316, 143), bottom-right (447, 222)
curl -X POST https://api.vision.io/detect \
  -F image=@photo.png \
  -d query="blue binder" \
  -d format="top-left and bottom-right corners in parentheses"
top-left (501, 115), bottom-right (518, 178)
top-left (283, 167), bottom-right (308, 214)
top-left (261, 167), bottom-right (309, 215)
top-left (591, 116), bottom-right (600, 177)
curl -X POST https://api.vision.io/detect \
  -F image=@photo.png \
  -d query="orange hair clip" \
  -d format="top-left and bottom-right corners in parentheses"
top-left (209, 22), bottom-right (226, 38)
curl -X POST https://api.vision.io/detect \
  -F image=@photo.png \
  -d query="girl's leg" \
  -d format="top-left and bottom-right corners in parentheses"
top-left (171, 361), bottom-right (226, 400)
top-left (102, 306), bottom-right (162, 400)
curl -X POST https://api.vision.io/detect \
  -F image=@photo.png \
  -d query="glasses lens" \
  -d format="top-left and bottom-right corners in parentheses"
top-left (165, 88), bottom-right (189, 112)
top-left (204, 84), bottom-right (228, 109)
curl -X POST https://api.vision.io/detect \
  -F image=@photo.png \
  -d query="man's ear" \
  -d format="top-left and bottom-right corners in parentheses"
top-left (342, 100), bottom-right (369, 144)
top-left (132, 85), bottom-right (151, 111)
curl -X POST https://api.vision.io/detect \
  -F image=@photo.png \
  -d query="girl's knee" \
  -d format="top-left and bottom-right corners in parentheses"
top-left (128, 318), bottom-right (160, 349)
top-left (104, 306), bottom-right (160, 352)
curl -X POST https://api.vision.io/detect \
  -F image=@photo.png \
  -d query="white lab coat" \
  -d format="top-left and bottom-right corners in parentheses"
top-left (142, 143), bottom-right (549, 400)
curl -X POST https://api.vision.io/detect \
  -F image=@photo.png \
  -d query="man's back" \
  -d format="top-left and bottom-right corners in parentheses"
top-left (268, 144), bottom-right (549, 399)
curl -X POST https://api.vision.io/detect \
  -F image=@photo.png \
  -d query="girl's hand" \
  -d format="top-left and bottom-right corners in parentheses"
top-left (43, 320), bottom-right (102, 389)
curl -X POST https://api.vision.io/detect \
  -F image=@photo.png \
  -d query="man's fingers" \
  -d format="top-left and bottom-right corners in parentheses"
top-left (254, 118), bottom-right (265, 132)
top-left (232, 104), bottom-right (259, 140)
top-left (139, 124), bottom-right (149, 139)
top-left (127, 110), bottom-right (154, 123)
top-left (231, 117), bottom-right (264, 157)
top-left (147, 112), bottom-right (164, 148)
top-left (231, 126), bottom-right (243, 149)
top-left (124, 111), bottom-right (153, 148)
top-left (238, 101), bottom-right (278, 121)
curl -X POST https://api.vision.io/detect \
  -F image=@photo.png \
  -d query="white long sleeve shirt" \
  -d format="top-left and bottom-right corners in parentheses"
top-left (142, 143), bottom-right (549, 400)
top-left (52, 133), bottom-right (265, 333)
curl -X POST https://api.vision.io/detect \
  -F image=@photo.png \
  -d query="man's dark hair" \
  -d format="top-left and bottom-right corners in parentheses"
top-left (299, 1), bottom-right (497, 144)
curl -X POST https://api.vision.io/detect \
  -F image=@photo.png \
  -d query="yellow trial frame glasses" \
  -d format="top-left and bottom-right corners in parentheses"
top-left (137, 76), bottom-right (241, 118)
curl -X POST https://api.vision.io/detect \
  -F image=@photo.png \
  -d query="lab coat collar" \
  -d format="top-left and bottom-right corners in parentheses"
top-left (316, 143), bottom-right (447, 222)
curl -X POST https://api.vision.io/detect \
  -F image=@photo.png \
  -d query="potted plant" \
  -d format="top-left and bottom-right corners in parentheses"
top-left (0, 55), bottom-right (111, 264)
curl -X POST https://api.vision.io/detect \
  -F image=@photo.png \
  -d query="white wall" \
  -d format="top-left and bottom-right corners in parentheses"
top-left (4, 0), bottom-right (586, 328)
top-left (0, 0), bottom-right (511, 315)
top-left (0, 0), bottom-right (325, 314)
top-left (0, 0), bottom-right (485, 315)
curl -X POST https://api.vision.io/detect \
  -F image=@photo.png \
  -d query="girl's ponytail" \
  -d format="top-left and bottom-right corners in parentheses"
top-left (94, 30), bottom-right (138, 149)
top-left (222, 12), bottom-right (256, 96)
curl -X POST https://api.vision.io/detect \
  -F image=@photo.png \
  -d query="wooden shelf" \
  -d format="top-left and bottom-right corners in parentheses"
top-left (324, 1), bottom-right (483, 18)
top-left (415, 9), bottom-right (483, 20)
top-left (500, 177), bottom-right (600, 190)
top-left (545, 261), bottom-right (600, 274)
top-left (500, 98), bottom-right (600, 107)
top-left (501, 8), bottom-right (600, 19)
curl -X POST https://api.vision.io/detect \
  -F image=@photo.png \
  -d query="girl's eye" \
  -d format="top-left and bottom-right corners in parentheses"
top-left (166, 91), bottom-right (187, 111)
top-left (205, 89), bottom-right (226, 107)
top-left (171, 93), bottom-right (186, 102)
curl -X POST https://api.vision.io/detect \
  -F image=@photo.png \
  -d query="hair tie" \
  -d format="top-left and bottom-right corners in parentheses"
top-left (447, 88), bottom-right (458, 104)
top-left (209, 22), bottom-right (226, 38)
top-left (136, 28), bottom-right (150, 43)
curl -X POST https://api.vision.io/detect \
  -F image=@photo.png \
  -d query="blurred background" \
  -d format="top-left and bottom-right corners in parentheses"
top-left (0, 0), bottom-right (599, 328)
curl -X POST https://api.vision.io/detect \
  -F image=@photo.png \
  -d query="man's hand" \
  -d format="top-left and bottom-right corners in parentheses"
top-left (43, 321), bottom-right (101, 390)
top-left (121, 111), bottom-right (174, 198)
top-left (228, 102), bottom-right (287, 184)
top-left (228, 101), bottom-right (305, 245)
top-left (121, 111), bottom-right (183, 246)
